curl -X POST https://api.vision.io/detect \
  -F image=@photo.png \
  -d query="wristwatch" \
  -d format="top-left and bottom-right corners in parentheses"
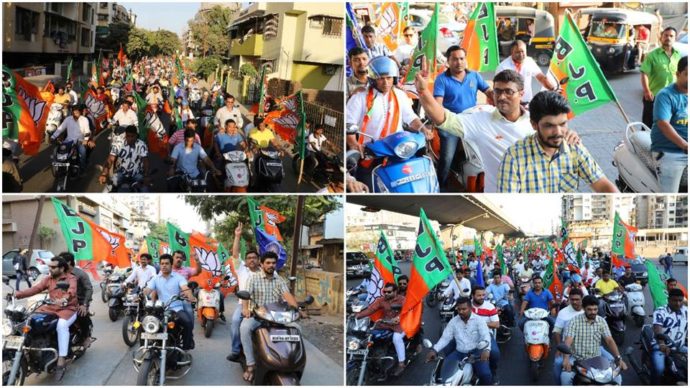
top-left (614, 355), bottom-right (622, 362)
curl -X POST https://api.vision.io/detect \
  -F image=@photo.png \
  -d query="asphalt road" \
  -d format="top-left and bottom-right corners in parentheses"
top-left (346, 260), bottom-right (687, 386)
top-left (1, 277), bottom-right (342, 386)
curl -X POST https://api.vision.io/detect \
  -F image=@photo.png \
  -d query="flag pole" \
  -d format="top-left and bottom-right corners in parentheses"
top-left (614, 99), bottom-right (632, 124)
top-left (297, 91), bottom-right (306, 185)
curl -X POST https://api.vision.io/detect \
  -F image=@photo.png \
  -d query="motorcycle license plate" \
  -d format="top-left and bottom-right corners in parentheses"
top-left (141, 332), bottom-right (167, 340)
top-left (347, 349), bottom-right (367, 355)
top-left (270, 335), bottom-right (300, 342)
top-left (53, 162), bottom-right (70, 167)
top-left (4, 335), bottom-right (23, 349)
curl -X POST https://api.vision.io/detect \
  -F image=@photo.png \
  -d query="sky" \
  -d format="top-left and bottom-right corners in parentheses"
top-left (160, 195), bottom-right (208, 233)
top-left (126, 2), bottom-right (202, 36)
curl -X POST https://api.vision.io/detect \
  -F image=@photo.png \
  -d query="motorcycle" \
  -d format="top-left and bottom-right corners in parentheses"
top-left (189, 88), bottom-right (202, 113)
top-left (235, 290), bottom-right (314, 385)
top-left (613, 122), bottom-right (688, 193)
top-left (122, 286), bottom-right (145, 347)
top-left (223, 150), bottom-right (251, 192)
top-left (99, 268), bottom-right (128, 303)
top-left (626, 325), bottom-right (687, 385)
top-left (488, 294), bottom-right (513, 345)
top-left (346, 287), bottom-right (369, 315)
top-left (425, 280), bottom-right (450, 308)
top-left (624, 283), bottom-right (646, 328)
top-left (523, 307), bottom-right (550, 382)
top-left (292, 149), bottom-right (343, 188)
top-left (601, 290), bottom-right (627, 346)
top-left (45, 103), bottom-right (65, 142)
top-left (195, 277), bottom-right (226, 338)
top-left (423, 338), bottom-right (490, 386)
top-left (104, 173), bottom-right (152, 193)
top-left (2, 276), bottom-right (93, 386)
top-left (108, 281), bottom-right (127, 322)
top-left (253, 145), bottom-right (284, 192)
top-left (51, 140), bottom-right (82, 192)
top-left (346, 126), bottom-right (439, 193)
top-left (132, 295), bottom-right (193, 386)
top-left (168, 171), bottom-right (210, 193)
top-left (439, 296), bottom-right (455, 335)
top-left (557, 343), bottom-right (622, 385)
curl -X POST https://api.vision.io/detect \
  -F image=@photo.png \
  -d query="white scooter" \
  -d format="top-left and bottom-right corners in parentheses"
top-left (424, 338), bottom-right (490, 386)
top-left (625, 283), bottom-right (646, 328)
top-left (45, 103), bottom-right (65, 142)
top-left (197, 281), bottom-right (223, 338)
top-left (223, 150), bottom-right (251, 192)
top-left (523, 307), bottom-right (551, 382)
top-left (613, 122), bottom-right (688, 193)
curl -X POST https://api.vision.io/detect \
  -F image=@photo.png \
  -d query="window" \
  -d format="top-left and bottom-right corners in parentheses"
top-left (81, 27), bottom-right (92, 47)
top-left (322, 17), bottom-right (342, 37)
top-left (82, 4), bottom-right (91, 22)
top-left (98, 14), bottom-right (108, 22)
top-left (15, 7), bottom-right (39, 41)
top-left (48, 3), bottom-right (63, 14)
top-left (44, 14), bottom-right (77, 42)
top-left (100, 2), bottom-right (108, 9)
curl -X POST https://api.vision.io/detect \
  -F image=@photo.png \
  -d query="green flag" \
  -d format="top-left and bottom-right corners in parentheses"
top-left (258, 64), bottom-right (268, 116)
top-left (51, 198), bottom-right (107, 262)
top-left (167, 222), bottom-right (191, 265)
top-left (474, 236), bottom-right (481, 257)
top-left (146, 237), bottom-right (162, 264)
top-left (644, 259), bottom-right (668, 309)
top-left (65, 58), bottom-right (73, 83)
top-left (295, 90), bottom-right (307, 160)
top-left (217, 242), bottom-right (231, 266)
top-left (461, 2), bottom-right (499, 71)
top-left (175, 56), bottom-right (184, 86)
top-left (576, 249), bottom-right (583, 267)
top-left (133, 91), bottom-right (149, 140)
top-left (547, 11), bottom-right (617, 116)
top-left (612, 212), bottom-right (636, 258)
top-left (496, 244), bottom-right (506, 275)
top-left (240, 238), bottom-right (247, 261)
top-left (246, 197), bottom-right (264, 231)
top-left (404, 2), bottom-right (438, 82)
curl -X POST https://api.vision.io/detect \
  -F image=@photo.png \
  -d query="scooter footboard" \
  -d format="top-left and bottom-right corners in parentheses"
top-left (253, 326), bottom-right (307, 372)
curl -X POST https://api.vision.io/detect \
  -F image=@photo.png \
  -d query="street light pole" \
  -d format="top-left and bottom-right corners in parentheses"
top-left (27, 195), bottom-right (46, 267)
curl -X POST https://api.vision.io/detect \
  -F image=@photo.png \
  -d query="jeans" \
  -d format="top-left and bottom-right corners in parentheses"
top-left (57, 313), bottom-right (77, 357)
top-left (651, 346), bottom-right (688, 384)
top-left (554, 346), bottom-right (613, 385)
top-left (230, 305), bottom-right (243, 355)
top-left (183, 302), bottom-right (194, 329)
top-left (15, 270), bottom-right (31, 290)
top-left (654, 151), bottom-right (687, 193)
top-left (642, 97), bottom-right (655, 129)
top-left (392, 332), bottom-right (405, 363)
top-left (175, 309), bottom-right (194, 350)
top-left (240, 317), bottom-right (262, 366)
top-left (438, 131), bottom-right (461, 188)
top-left (442, 349), bottom-right (493, 386)
top-left (489, 338), bottom-right (500, 373)
top-left (77, 142), bottom-right (87, 170)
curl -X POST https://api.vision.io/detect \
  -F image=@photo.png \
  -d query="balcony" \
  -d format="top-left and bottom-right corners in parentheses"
top-left (230, 34), bottom-right (263, 57)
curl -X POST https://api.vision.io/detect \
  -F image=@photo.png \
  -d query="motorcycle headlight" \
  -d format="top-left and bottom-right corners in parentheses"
top-left (2, 319), bottom-right (13, 336)
top-left (352, 305), bottom-right (364, 313)
top-left (608, 47), bottom-right (616, 54)
top-left (393, 141), bottom-right (417, 159)
top-left (142, 316), bottom-right (161, 334)
top-left (270, 310), bottom-right (297, 324)
top-left (642, 271), bottom-right (648, 278)
top-left (589, 367), bottom-right (612, 383)
top-left (347, 338), bottom-right (361, 351)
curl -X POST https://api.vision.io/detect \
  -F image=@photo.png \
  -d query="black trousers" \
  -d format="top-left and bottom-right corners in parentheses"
top-left (642, 97), bottom-right (655, 129)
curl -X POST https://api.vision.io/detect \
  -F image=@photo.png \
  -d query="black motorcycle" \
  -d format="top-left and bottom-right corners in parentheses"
top-left (346, 287), bottom-right (369, 315)
top-left (600, 290), bottom-right (627, 346)
top-left (292, 150), bottom-right (343, 187)
top-left (439, 296), bottom-right (455, 335)
top-left (626, 324), bottom-right (687, 385)
top-left (132, 295), bottom-right (192, 386)
top-left (122, 286), bottom-right (146, 347)
top-left (108, 281), bottom-right (127, 322)
top-left (253, 145), bottom-right (284, 192)
top-left (426, 280), bottom-right (450, 308)
top-left (2, 276), bottom-right (93, 385)
top-left (51, 140), bottom-right (82, 192)
top-left (100, 268), bottom-right (127, 303)
top-left (167, 171), bottom-right (210, 193)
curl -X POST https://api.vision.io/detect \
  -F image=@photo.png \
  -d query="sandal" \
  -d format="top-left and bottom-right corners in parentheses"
top-left (54, 365), bottom-right (67, 381)
top-left (243, 365), bottom-right (255, 382)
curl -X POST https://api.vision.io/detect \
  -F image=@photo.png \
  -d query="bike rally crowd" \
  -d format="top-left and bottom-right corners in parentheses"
top-left (2, 198), bottom-right (315, 386)
top-left (344, 2), bottom-right (688, 194)
top-left (346, 223), bottom-right (688, 386)
top-left (3, 50), bottom-right (342, 193)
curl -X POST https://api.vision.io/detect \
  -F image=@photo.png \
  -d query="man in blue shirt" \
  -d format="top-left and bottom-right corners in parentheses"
top-left (168, 129), bottom-right (221, 191)
top-left (433, 46), bottom-right (494, 189)
top-left (487, 271), bottom-right (515, 327)
top-left (145, 254), bottom-right (197, 350)
top-left (651, 55), bottom-right (688, 193)
top-left (518, 276), bottom-right (555, 332)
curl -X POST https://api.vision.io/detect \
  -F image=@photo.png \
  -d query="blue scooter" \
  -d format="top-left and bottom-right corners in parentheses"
top-left (347, 125), bottom-right (439, 193)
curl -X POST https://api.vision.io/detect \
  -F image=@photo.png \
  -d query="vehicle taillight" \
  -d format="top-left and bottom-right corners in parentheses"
top-left (37, 259), bottom-right (45, 265)
top-left (439, 27), bottom-right (454, 38)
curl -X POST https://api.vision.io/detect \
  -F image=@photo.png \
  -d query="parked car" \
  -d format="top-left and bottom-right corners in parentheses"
top-left (409, 7), bottom-right (466, 56)
top-left (346, 252), bottom-right (372, 279)
top-left (673, 247), bottom-right (688, 265)
top-left (2, 249), bottom-right (54, 280)
top-left (674, 33), bottom-right (688, 58)
top-left (628, 258), bottom-right (649, 286)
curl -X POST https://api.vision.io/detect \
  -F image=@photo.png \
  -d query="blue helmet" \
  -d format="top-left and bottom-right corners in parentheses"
top-left (368, 56), bottom-right (399, 83)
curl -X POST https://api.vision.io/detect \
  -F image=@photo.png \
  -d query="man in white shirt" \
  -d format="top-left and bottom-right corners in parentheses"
top-left (495, 40), bottom-right (555, 104)
top-left (227, 222), bottom-right (260, 362)
top-left (471, 286), bottom-right (501, 382)
top-left (214, 94), bottom-right (244, 131)
top-left (126, 253), bottom-right (157, 289)
top-left (65, 82), bottom-right (79, 107)
top-left (395, 26), bottom-right (417, 68)
top-left (307, 125), bottom-right (333, 169)
top-left (444, 269), bottom-right (472, 300)
top-left (51, 105), bottom-right (92, 170)
top-left (111, 100), bottom-right (139, 149)
top-left (416, 69), bottom-right (579, 192)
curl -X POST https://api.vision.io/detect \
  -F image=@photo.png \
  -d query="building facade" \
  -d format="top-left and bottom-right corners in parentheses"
top-left (96, 2), bottom-right (136, 39)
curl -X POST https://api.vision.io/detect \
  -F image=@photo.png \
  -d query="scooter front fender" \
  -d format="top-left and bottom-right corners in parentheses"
top-left (372, 156), bottom-right (439, 193)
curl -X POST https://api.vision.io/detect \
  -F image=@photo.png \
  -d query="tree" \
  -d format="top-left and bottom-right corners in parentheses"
top-left (185, 196), bottom-right (342, 250)
top-left (96, 23), bottom-right (132, 52)
top-left (147, 221), bottom-right (169, 242)
top-left (126, 27), bottom-right (181, 59)
top-left (192, 56), bottom-right (223, 79)
top-left (188, 5), bottom-right (234, 58)
top-left (126, 27), bottom-right (151, 59)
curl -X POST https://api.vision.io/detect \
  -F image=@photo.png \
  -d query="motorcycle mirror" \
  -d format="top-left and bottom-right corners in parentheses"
top-left (346, 124), bottom-right (359, 135)
top-left (56, 281), bottom-right (70, 291)
top-left (236, 290), bottom-right (251, 300)
top-left (304, 295), bottom-right (315, 305)
top-left (556, 343), bottom-right (572, 355)
top-left (345, 150), bottom-right (362, 172)
top-left (422, 339), bottom-right (434, 349)
top-left (2, 276), bottom-right (9, 285)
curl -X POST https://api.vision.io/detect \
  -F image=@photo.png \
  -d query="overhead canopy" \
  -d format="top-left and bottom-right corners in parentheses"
top-left (348, 195), bottom-right (525, 238)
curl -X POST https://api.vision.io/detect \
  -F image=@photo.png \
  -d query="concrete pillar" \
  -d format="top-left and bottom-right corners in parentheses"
top-left (55, 62), bottom-right (62, 77)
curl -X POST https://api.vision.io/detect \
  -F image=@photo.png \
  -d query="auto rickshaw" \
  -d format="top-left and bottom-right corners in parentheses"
top-left (496, 6), bottom-right (556, 66)
top-left (578, 8), bottom-right (660, 73)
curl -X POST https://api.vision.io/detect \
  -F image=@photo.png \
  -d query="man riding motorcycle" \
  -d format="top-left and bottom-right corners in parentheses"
top-left (99, 126), bottom-right (151, 190)
top-left (60, 252), bottom-right (94, 348)
top-left (444, 268), bottom-right (472, 300)
top-left (9, 257), bottom-right (77, 381)
top-left (167, 129), bottom-right (221, 191)
top-left (50, 105), bottom-right (93, 171)
top-left (649, 288), bottom-right (688, 384)
top-left (471, 286), bottom-right (500, 383)
top-left (487, 271), bottom-right (514, 327)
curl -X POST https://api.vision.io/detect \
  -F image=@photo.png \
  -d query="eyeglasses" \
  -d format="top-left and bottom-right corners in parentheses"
top-left (48, 265), bottom-right (59, 269)
top-left (383, 291), bottom-right (394, 295)
top-left (404, 34), bottom-right (415, 37)
top-left (494, 88), bottom-right (521, 97)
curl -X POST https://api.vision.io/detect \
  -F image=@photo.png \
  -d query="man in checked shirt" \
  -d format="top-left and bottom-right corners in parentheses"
top-left (239, 251), bottom-right (304, 382)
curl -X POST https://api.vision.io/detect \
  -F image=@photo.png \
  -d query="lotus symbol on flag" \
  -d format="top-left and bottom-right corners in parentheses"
top-left (98, 230), bottom-right (119, 254)
top-left (16, 87), bottom-right (47, 127)
top-left (194, 247), bottom-right (222, 277)
top-left (365, 266), bottom-right (384, 303)
top-left (265, 212), bottom-right (280, 227)
top-left (85, 93), bottom-right (106, 119)
top-left (145, 111), bottom-right (166, 138)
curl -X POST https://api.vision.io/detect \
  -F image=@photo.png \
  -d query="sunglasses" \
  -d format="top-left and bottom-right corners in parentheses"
top-left (48, 265), bottom-right (59, 269)
top-left (383, 291), bottom-right (394, 294)
top-left (404, 34), bottom-right (414, 37)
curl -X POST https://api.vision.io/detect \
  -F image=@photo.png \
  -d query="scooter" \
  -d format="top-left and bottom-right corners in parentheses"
top-left (626, 325), bottom-right (687, 385)
top-left (51, 140), bottom-right (82, 192)
top-left (601, 290), bottom-right (627, 346)
top-left (223, 150), bottom-right (251, 192)
top-left (347, 125), bottom-right (439, 193)
top-left (624, 283), bottom-right (646, 327)
top-left (523, 307), bottom-right (550, 382)
top-left (45, 103), bottom-right (65, 142)
top-left (423, 338), bottom-right (490, 386)
top-left (236, 290), bottom-right (314, 385)
top-left (557, 343), bottom-right (622, 385)
top-left (426, 280), bottom-right (450, 308)
top-left (253, 144), bottom-right (284, 192)
top-left (613, 122), bottom-right (688, 193)
top-left (439, 296), bottom-right (455, 335)
top-left (196, 278), bottom-right (223, 338)
top-left (518, 275), bottom-right (531, 302)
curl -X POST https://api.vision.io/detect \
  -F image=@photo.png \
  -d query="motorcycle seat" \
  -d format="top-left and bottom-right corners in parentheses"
top-left (628, 128), bottom-right (656, 173)
top-left (371, 329), bottom-right (393, 341)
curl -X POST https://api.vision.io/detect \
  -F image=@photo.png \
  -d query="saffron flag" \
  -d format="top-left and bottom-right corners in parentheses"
top-left (612, 212), bottom-right (637, 258)
top-left (400, 208), bottom-right (453, 338)
top-left (364, 231), bottom-right (401, 309)
top-left (547, 11), bottom-right (617, 116)
top-left (404, 2), bottom-right (438, 83)
top-left (461, 2), bottom-right (499, 72)
top-left (118, 44), bottom-right (126, 65)
top-left (91, 224), bottom-right (130, 268)
top-left (84, 88), bottom-right (110, 134)
top-left (2, 66), bottom-right (48, 155)
top-left (258, 205), bottom-right (286, 241)
top-left (542, 258), bottom-right (564, 301)
top-left (263, 92), bottom-right (302, 146)
top-left (376, 3), bottom-right (401, 52)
